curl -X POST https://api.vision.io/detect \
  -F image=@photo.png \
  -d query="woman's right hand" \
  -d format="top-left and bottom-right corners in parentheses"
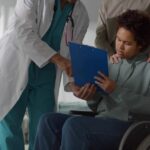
top-left (94, 71), bottom-right (116, 93)
top-left (50, 54), bottom-right (72, 77)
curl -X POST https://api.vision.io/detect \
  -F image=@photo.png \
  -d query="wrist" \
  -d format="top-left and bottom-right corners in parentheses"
top-left (50, 53), bottom-right (63, 65)
top-left (68, 82), bottom-right (74, 91)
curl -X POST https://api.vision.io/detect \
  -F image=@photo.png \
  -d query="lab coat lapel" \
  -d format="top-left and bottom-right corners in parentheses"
top-left (38, 0), bottom-right (55, 38)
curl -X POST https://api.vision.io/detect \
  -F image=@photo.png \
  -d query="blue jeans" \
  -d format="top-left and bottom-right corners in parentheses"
top-left (34, 113), bottom-right (131, 150)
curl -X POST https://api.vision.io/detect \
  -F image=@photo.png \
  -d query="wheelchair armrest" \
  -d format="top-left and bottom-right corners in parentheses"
top-left (69, 110), bottom-right (98, 117)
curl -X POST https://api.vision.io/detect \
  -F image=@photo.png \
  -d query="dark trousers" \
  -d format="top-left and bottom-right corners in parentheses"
top-left (34, 113), bottom-right (131, 150)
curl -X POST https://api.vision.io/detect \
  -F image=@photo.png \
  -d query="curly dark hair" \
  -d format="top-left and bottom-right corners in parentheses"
top-left (117, 9), bottom-right (150, 51)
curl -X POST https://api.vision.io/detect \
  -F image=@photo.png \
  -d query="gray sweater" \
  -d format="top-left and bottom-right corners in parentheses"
top-left (89, 53), bottom-right (150, 121)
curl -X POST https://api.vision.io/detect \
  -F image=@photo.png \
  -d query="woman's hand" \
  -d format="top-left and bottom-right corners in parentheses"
top-left (147, 57), bottom-right (150, 63)
top-left (50, 54), bottom-right (72, 77)
top-left (69, 82), bottom-right (97, 101)
top-left (94, 72), bottom-right (116, 93)
top-left (110, 53), bottom-right (121, 64)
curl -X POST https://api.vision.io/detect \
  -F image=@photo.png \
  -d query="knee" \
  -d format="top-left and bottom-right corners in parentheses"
top-left (37, 113), bottom-right (67, 133)
top-left (37, 113), bottom-right (50, 133)
top-left (37, 113), bottom-right (57, 133)
top-left (62, 116), bottom-right (84, 135)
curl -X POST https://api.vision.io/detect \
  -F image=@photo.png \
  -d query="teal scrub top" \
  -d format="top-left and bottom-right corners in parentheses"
top-left (29, 0), bottom-right (73, 86)
top-left (42, 0), bottom-right (74, 51)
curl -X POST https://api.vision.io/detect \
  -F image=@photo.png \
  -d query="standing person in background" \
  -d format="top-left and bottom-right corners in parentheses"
top-left (95, 0), bottom-right (150, 62)
top-left (0, 0), bottom-right (89, 150)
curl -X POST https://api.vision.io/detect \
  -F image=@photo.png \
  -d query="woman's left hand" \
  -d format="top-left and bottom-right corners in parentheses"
top-left (94, 72), bottom-right (116, 93)
top-left (69, 82), bottom-right (97, 101)
top-left (110, 53), bottom-right (121, 64)
top-left (147, 57), bottom-right (150, 63)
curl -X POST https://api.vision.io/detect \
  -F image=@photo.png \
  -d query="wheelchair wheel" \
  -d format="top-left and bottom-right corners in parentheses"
top-left (119, 121), bottom-right (150, 150)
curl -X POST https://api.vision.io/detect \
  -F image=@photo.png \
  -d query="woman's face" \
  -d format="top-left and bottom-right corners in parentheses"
top-left (115, 27), bottom-right (142, 59)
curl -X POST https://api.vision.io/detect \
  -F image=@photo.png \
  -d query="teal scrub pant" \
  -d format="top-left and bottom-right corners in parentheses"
top-left (0, 63), bottom-right (56, 150)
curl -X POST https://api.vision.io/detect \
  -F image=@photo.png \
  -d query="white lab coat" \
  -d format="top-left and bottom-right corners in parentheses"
top-left (0, 0), bottom-right (89, 120)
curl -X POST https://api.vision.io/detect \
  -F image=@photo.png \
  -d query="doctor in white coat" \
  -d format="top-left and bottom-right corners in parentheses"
top-left (0, 0), bottom-right (89, 150)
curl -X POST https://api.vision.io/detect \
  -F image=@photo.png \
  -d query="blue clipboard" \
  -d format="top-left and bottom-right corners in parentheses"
top-left (69, 42), bottom-right (109, 92)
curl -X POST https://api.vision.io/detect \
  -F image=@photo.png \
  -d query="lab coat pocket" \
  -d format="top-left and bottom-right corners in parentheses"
top-left (0, 33), bottom-right (21, 81)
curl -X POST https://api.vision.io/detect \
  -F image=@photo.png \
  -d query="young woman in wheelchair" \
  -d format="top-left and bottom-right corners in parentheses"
top-left (33, 9), bottom-right (150, 150)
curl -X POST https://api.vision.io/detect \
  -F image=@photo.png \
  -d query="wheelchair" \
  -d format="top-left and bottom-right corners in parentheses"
top-left (70, 110), bottom-right (150, 150)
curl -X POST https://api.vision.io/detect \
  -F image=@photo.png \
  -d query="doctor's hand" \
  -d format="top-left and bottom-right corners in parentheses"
top-left (50, 54), bottom-right (72, 77)
top-left (69, 82), bottom-right (97, 101)
top-left (94, 72), bottom-right (116, 93)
